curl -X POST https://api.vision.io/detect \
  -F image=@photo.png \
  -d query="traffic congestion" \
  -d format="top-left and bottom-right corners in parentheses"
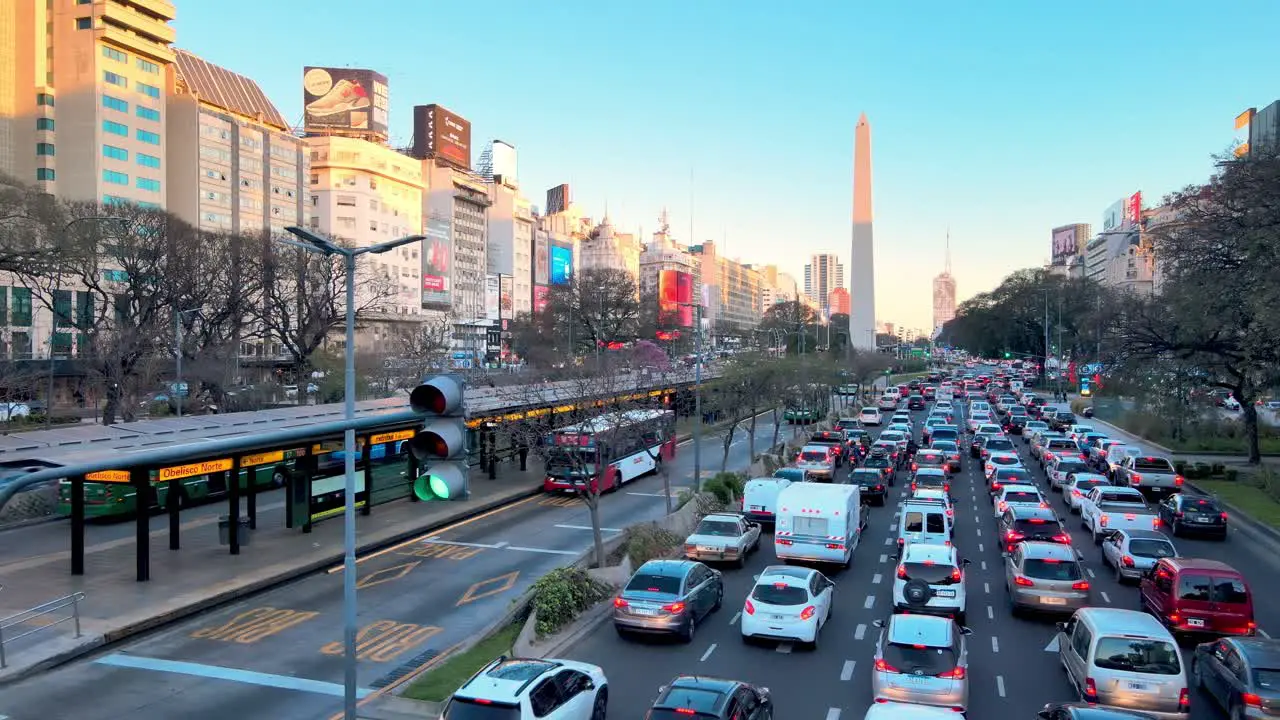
top-left (443, 362), bottom-right (1280, 719)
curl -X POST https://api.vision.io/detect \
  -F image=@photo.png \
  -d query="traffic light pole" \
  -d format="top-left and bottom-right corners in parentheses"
top-left (341, 252), bottom-right (359, 720)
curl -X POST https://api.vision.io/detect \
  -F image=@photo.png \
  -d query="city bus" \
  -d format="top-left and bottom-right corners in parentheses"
top-left (543, 408), bottom-right (676, 494)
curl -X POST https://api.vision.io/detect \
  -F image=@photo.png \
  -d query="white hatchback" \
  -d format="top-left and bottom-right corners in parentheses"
top-left (892, 542), bottom-right (968, 624)
top-left (993, 484), bottom-right (1047, 519)
top-left (859, 407), bottom-right (883, 426)
top-left (741, 565), bottom-right (834, 647)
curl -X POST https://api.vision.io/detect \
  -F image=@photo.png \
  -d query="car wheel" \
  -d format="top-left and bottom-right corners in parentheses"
top-left (591, 687), bottom-right (608, 720)
top-left (681, 617), bottom-right (696, 643)
top-left (736, 553), bottom-right (747, 569)
top-left (712, 587), bottom-right (723, 612)
top-left (1092, 529), bottom-right (1103, 546)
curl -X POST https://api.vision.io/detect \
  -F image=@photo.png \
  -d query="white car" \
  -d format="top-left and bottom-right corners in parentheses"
top-left (889, 414), bottom-right (913, 429)
top-left (983, 452), bottom-right (1023, 479)
top-left (887, 423), bottom-right (912, 436)
top-left (741, 565), bottom-right (834, 647)
top-left (993, 484), bottom-right (1046, 518)
top-left (446, 656), bottom-right (608, 719)
top-left (935, 400), bottom-right (954, 413)
top-left (880, 431), bottom-right (909, 454)
top-left (859, 407), bottom-right (883, 426)
top-left (1063, 473), bottom-right (1110, 513)
top-left (893, 542), bottom-right (968, 624)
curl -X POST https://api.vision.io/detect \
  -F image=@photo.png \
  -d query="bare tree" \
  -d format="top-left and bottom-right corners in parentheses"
top-left (390, 312), bottom-right (454, 389)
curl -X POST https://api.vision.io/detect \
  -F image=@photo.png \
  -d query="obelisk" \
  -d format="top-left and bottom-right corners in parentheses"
top-left (849, 113), bottom-right (877, 352)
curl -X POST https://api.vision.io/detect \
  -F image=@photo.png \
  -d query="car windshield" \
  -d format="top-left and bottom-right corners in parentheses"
top-left (933, 430), bottom-right (959, 441)
top-left (626, 573), bottom-right (682, 595)
top-left (866, 457), bottom-right (891, 468)
top-left (882, 433), bottom-right (904, 442)
top-left (1178, 575), bottom-right (1250, 603)
top-left (853, 471), bottom-right (882, 485)
top-left (1074, 480), bottom-right (1107, 493)
top-left (800, 451), bottom-right (828, 462)
top-left (1135, 457), bottom-right (1175, 472)
top-left (650, 688), bottom-right (725, 718)
top-left (882, 643), bottom-right (958, 675)
top-left (694, 520), bottom-right (740, 537)
top-left (441, 698), bottom-right (522, 719)
top-left (918, 454), bottom-right (945, 464)
top-left (1027, 422), bottom-right (1048, 430)
top-left (1255, 669), bottom-right (1280, 690)
top-left (1056, 461), bottom-right (1088, 473)
top-left (1022, 558), bottom-right (1080, 580)
top-left (1128, 539), bottom-right (1176, 558)
top-left (901, 561), bottom-right (956, 584)
top-left (1181, 498), bottom-right (1221, 514)
top-left (996, 469), bottom-right (1032, 481)
top-left (1003, 491), bottom-right (1040, 503)
top-left (751, 583), bottom-right (808, 605)
top-left (915, 475), bottom-right (945, 487)
top-left (992, 456), bottom-right (1018, 466)
top-left (932, 441), bottom-right (957, 451)
top-left (1093, 637), bottom-right (1181, 675)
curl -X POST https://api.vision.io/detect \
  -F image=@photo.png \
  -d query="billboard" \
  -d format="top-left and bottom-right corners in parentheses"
top-left (485, 275), bottom-right (500, 321)
top-left (302, 67), bottom-right (388, 139)
top-left (550, 245), bottom-right (573, 285)
top-left (1234, 108), bottom-right (1256, 157)
top-left (1102, 200), bottom-right (1126, 232)
top-left (546, 184), bottom-right (571, 215)
top-left (534, 285), bottom-right (549, 313)
top-left (420, 218), bottom-right (451, 309)
top-left (1051, 225), bottom-right (1080, 265)
top-left (658, 270), bottom-right (694, 327)
top-left (499, 276), bottom-right (514, 319)
top-left (1126, 192), bottom-right (1143, 227)
top-left (413, 104), bottom-right (472, 169)
top-left (533, 232), bottom-right (549, 285)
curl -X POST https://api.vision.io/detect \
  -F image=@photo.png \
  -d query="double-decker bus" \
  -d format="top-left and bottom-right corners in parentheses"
top-left (543, 409), bottom-right (676, 494)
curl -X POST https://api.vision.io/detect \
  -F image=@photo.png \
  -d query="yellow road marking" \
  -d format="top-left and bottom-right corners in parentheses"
top-left (397, 544), bottom-right (486, 561)
top-left (320, 621), bottom-right (442, 663)
top-left (456, 571), bottom-right (520, 606)
top-left (355, 561), bottom-right (421, 589)
top-left (191, 607), bottom-right (320, 644)
top-left (329, 639), bottom-right (466, 720)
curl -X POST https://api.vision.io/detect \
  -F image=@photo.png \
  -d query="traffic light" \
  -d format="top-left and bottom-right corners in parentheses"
top-left (1004, 352), bottom-right (1011, 359)
top-left (408, 375), bottom-right (468, 500)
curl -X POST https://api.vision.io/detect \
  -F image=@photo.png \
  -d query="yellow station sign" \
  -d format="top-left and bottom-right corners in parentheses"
top-left (369, 429), bottom-right (415, 445)
top-left (158, 458), bottom-right (233, 482)
top-left (240, 451), bottom-right (284, 468)
top-left (85, 470), bottom-right (131, 483)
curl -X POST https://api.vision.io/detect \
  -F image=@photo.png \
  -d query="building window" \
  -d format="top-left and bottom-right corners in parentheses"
top-left (102, 195), bottom-right (128, 205)
top-left (37, 93), bottom-right (54, 107)
top-left (11, 332), bottom-right (31, 360)
top-left (103, 71), bottom-right (127, 87)
top-left (36, 168), bottom-right (54, 181)
top-left (76, 17), bottom-right (92, 30)
top-left (309, 173), bottom-right (318, 185)
top-left (103, 145), bottom-right (128, 161)
top-left (102, 95), bottom-right (128, 112)
top-left (103, 120), bottom-right (128, 136)
top-left (136, 177), bottom-right (160, 192)
top-left (136, 106), bottom-right (160, 121)
top-left (103, 170), bottom-right (128, 185)
top-left (76, 292), bottom-right (94, 328)
top-left (137, 153), bottom-right (159, 169)
top-left (136, 129), bottom-right (160, 145)
top-left (51, 332), bottom-right (73, 357)
top-left (102, 46), bottom-right (127, 63)
top-left (137, 82), bottom-right (160, 99)
top-left (136, 201), bottom-right (160, 209)
top-left (36, 142), bottom-right (55, 156)
top-left (370, 220), bottom-right (378, 231)
top-left (136, 57), bottom-right (159, 74)
top-left (310, 195), bottom-right (318, 206)
top-left (10, 287), bottom-right (32, 326)
top-left (52, 290), bottom-right (73, 326)
top-left (36, 117), bottom-right (54, 131)
top-left (336, 194), bottom-right (356, 207)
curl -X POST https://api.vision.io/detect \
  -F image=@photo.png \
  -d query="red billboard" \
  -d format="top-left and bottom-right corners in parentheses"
top-left (1126, 192), bottom-right (1143, 226)
top-left (534, 285), bottom-right (549, 313)
top-left (658, 270), bottom-right (693, 327)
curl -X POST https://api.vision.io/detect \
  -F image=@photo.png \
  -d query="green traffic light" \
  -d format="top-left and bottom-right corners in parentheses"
top-left (1004, 352), bottom-right (1011, 358)
top-left (413, 473), bottom-right (452, 500)
top-left (429, 475), bottom-right (453, 499)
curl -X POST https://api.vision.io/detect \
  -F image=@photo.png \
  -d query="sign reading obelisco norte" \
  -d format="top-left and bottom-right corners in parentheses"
top-left (158, 458), bottom-right (232, 482)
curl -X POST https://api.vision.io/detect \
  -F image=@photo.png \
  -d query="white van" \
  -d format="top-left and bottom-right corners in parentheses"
top-left (742, 477), bottom-right (791, 528)
top-left (896, 497), bottom-right (953, 554)
top-left (1056, 607), bottom-right (1188, 716)
top-left (775, 482), bottom-right (865, 566)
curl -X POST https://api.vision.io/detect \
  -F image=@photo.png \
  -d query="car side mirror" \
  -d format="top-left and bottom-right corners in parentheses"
top-left (1037, 710), bottom-right (1053, 720)
top-left (959, 626), bottom-right (973, 635)
top-left (1055, 621), bottom-right (1068, 632)
top-left (872, 619), bottom-right (885, 628)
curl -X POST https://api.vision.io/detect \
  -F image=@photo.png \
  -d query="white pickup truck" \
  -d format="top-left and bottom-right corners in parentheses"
top-left (1079, 486), bottom-right (1160, 543)
top-left (1112, 454), bottom-right (1184, 495)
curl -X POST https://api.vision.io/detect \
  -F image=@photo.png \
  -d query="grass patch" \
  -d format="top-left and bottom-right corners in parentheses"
top-left (1104, 410), bottom-right (1280, 454)
top-left (402, 621), bottom-right (522, 703)
top-left (1194, 479), bottom-right (1280, 530)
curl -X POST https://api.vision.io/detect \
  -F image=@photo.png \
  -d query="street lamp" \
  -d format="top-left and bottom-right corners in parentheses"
top-left (281, 226), bottom-right (425, 720)
top-left (174, 308), bottom-right (201, 417)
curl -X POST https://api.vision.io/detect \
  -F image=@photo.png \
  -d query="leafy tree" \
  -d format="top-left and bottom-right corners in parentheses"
top-left (508, 268), bottom-right (641, 366)
top-left (760, 300), bottom-right (819, 354)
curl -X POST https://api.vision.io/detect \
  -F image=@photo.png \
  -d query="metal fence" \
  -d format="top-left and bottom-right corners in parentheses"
top-left (0, 592), bottom-right (84, 668)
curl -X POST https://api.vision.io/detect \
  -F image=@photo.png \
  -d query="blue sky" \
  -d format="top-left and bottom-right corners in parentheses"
top-left (176, 0), bottom-right (1278, 331)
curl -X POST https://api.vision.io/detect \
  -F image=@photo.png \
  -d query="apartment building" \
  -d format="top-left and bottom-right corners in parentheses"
top-left (487, 175), bottom-right (533, 316)
top-left (803, 252), bottom-right (843, 312)
top-left (638, 209), bottom-right (699, 303)
top-left (690, 240), bottom-right (763, 335)
top-left (166, 49), bottom-right (306, 237)
top-left (423, 157), bottom-right (490, 323)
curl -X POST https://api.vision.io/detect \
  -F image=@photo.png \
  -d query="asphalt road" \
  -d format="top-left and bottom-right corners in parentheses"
top-left (0, 417), bottom-right (783, 720)
top-left (563, 394), bottom-right (1280, 719)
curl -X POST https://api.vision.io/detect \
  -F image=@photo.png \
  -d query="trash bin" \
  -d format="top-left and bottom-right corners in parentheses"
top-left (218, 516), bottom-right (252, 546)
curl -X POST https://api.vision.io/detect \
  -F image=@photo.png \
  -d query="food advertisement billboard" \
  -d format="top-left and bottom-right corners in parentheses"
top-left (550, 245), bottom-right (573, 285)
top-left (420, 218), bottom-right (451, 309)
top-left (414, 104), bottom-right (472, 170)
top-left (302, 67), bottom-right (389, 138)
top-left (1051, 225), bottom-right (1080, 265)
top-left (658, 270), bottom-right (694, 327)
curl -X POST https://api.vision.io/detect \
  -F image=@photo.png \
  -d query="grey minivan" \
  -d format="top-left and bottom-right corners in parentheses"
top-left (613, 560), bottom-right (723, 643)
top-left (1057, 607), bottom-right (1189, 718)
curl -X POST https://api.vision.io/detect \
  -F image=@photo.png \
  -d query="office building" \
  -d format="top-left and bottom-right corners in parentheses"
top-left (422, 157), bottom-right (490, 323)
top-left (0, 0), bottom-right (176, 205)
top-left (1084, 228), bottom-right (1153, 294)
top-left (167, 49), bottom-right (306, 237)
top-left (828, 287), bottom-right (851, 316)
top-left (691, 240), bottom-right (763, 335)
top-left (757, 265), bottom-right (798, 308)
top-left (803, 252), bottom-right (843, 312)
top-left (487, 172), bottom-right (533, 316)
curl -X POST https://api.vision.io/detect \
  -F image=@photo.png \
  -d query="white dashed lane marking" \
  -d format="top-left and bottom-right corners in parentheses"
top-left (986, 605), bottom-right (994, 620)
top-left (992, 636), bottom-right (1000, 653)
top-left (841, 660), bottom-right (856, 681)
top-left (996, 674), bottom-right (1006, 697)
top-left (1086, 567), bottom-right (1096, 579)
top-left (984, 582), bottom-right (990, 594)
top-left (884, 537), bottom-right (893, 546)
top-left (879, 554), bottom-right (888, 563)
top-left (864, 595), bottom-right (876, 609)
top-left (872, 573), bottom-right (882, 585)
top-left (730, 611), bottom-right (741, 625)
top-left (700, 644), bottom-right (717, 662)
top-left (980, 560), bottom-right (987, 571)
top-left (855, 623), bottom-right (867, 640)
top-left (826, 709), bottom-right (842, 720)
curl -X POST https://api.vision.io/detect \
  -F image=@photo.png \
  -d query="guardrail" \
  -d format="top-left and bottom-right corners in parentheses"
top-left (0, 592), bottom-right (84, 667)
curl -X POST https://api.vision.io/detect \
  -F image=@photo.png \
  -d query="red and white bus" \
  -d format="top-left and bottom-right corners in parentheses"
top-left (543, 409), bottom-right (676, 493)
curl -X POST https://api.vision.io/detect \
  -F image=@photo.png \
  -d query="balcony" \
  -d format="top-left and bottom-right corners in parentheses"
top-left (101, 1), bottom-right (176, 51)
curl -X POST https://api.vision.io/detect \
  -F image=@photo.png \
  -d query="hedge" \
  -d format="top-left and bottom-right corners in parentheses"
top-left (530, 567), bottom-right (611, 638)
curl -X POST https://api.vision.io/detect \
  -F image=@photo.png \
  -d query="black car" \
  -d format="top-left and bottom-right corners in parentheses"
top-left (907, 395), bottom-right (926, 410)
top-left (647, 675), bottom-right (772, 719)
top-left (1158, 493), bottom-right (1228, 539)
top-left (970, 433), bottom-right (992, 458)
top-left (1048, 412), bottom-right (1077, 432)
top-left (808, 431), bottom-right (847, 466)
top-left (851, 468), bottom-right (888, 505)
top-left (1005, 415), bottom-right (1028, 434)
top-left (1192, 637), bottom-right (1280, 718)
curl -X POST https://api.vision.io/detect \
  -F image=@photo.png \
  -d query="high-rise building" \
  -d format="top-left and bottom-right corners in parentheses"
top-left (423, 158), bottom-right (490, 323)
top-left (167, 50), bottom-right (306, 237)
top-left (487, 172), bottom-right (534, 316)
top-left (849, 113), bottom-right (877, 350)
top-left (803, 252), bottom-right (843, 311)
top-left (932, 233), bottom-right (957, 334)
top-left (639, 209), bottom-right (699, 302)
top-left (691, 241), bottom-right (763, 335)
top-left (0, 0), bottom-right (177, 204)
top-left (828, 287), bottom-right (851, 316)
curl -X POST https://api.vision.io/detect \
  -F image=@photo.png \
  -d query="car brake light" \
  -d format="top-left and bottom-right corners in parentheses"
top-left (1080, 453), bottom-right (1089, 460)
top-left (745, 599), bottom-right (755, 615)
top-left (874, 658), bottom-right (898, 673)
top-left (937, 666), bottom-right (966, 679)
top-left (800, 605), bottom-right (816, 620)
top-left (1072, 580), bottom-right (1090, 590)
top-left (1121, 554), bottom-right (1136, 567)
top-left (1099, 515), bottom-right (1109, 527)
top-left (1052, 534), bottom-right (1071, 543)
top-left (1221, 511), bottom-right (1229, 521)
top-left (614, 597), bottom-right (628, 608)
top-left (1152, 517), bottom-right (1161, 529)
top-left (950, 567), bottom-right (962, 582)
top-left (1006, 530), bottom-right (1024, 541)
top-left (1179, 688), bottom-right (1190, 709)
top-left (663, 602), bottom-right (685, 613)
top-left (674, 709), bottom-right (697, 715)
top-left (897, 565), bottom-right (908, 579)
top-left (1013, 575), bottom-right (1034, 587)
top-left (1040, 502), bottom-right (1049, 509)
top-left (911, 482), bottom-right (917, 492)
top-left (777, 538), bottom-right (793, 545)
top-left (1130, 473), bottom-right (1143, 486)
top-left (912, 463), bottom-right (918, 471)
top-left (992, 482), bottom-right (1002, 490)
top-left (1084, 677), bottom-right (1098, 700)
top-left (998, 502), bottom-right (1007, 512)
top-left (1174, 475), bottom-right (1184, 486)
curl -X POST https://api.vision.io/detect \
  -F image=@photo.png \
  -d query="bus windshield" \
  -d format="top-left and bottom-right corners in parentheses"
top-left (546, 448), bottom-right (596, 477)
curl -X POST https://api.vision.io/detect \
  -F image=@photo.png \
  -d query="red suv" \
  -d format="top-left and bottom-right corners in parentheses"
top-left (1139, 557), bottom-right (1255, 638)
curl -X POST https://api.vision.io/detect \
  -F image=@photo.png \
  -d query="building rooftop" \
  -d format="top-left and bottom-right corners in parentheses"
top-left (173, 49), bottom-right (289, 131)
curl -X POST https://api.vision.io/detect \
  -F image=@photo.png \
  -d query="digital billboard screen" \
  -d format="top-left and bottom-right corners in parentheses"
top-left (550, 245), bottom-right (573, 285)
top-left (303, 67), bottom-right (389, 139)
top-left (420, 218), bottom-right (451, 309)
top-left (413, 104), bottom-right (472, 169)
top-left (658, 270), bottom-right (694, 327)
top-left (1051, 225), bottom-right (1079, 265)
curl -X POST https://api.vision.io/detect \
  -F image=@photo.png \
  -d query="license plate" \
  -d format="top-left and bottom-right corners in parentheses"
top-left (633, 608), bottom-right (658, 616)
top-left (935, 589), bottom-right (956, 598)
top-left (771, 614), bottom-right (787, 621)
top-left (1126, 681), bottom-right (1151, 692)
top-left (750, 505), bottom-right (764, 511)
top-left (1194, 517), bottom-right (1213, 523)
top-left (1040, 596), bottom-right (1067, 605)
top-left (1187, 618), bottom-right (1205, 628)
top-left (699, 546), bottom-right (718, 553)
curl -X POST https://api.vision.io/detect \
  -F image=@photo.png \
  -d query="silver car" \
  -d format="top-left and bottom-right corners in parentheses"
top-left (613, 560), bottom-right (723, 642)
top-left (1057, 608), bottom-right (1188, 718)
top-left (871, 613), bottom-right (970, 712)
top-left (1005, 541), bottom-right (1091, 615)
top-left (1100, 529), bottom-right (1178, 584)
top-left (794, 445), bottom-right (836, 480)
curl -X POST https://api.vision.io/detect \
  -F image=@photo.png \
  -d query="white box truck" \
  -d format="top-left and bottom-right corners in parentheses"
top-left (774, 482), bottom-right (865, 566)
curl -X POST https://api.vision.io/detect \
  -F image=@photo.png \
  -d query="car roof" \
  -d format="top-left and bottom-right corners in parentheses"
top-left (1162, 557), bottom-right (1243, 575)
top-left (913, 489), bottom-right (947, 501)
top-left (1116, 529), bottom-right (1168, 541)
top-left (888, 613), bottom-right (954, 646)
top-left (635, 559), bottom-right (695, 577)
top-left (458, 657), bottom-right (563, 700)
top-left (758, 565), bottom-right (814, 586)
top-left (1017, 541), bottom-right (1076, 560)
top-left (903, 543), bottom-right (954, 564)
top-left (861, 407), bottom-right (880, 412)
top-left (701, 513), bottom-right (742, 523)
top-left (1228, 637), bottom-right (1280, 668)
top-left (1098, 486), bottom-right (1144, 496)
top-left (1011, 505), bottom-right (1056, 520)
top-left (1076, 607), bottom-right (1171, 638)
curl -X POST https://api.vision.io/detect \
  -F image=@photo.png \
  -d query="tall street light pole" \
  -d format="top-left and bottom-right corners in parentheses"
top-left (693, 303), bottom-right (703, 491)
top-left (174, 308), bottom-right (201, 417)
top-left (282, 227), bottom-right (425, 720)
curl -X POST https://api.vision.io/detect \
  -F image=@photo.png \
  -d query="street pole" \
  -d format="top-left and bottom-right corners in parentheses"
top-left (1043, 293), bottom-right (1051, 387)
top-left (1056, 295), bottom-right (1064, 399)
top-left (694, 303), bottom-right (703, 491)
top-left (46, 317), bottom-right (56, 430)
top-left (175, 315), bottom-right (183, 417)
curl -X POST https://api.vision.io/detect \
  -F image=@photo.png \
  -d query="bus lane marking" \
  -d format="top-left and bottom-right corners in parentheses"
top-left (191, 607), bottom-right (320, 644)
top-left (398, 543), bottom-right (488, 561)
top-left (320, 621), bottom-right (442, 663)
top-left (356, 561), bottom-right (421, 589)
top-left (457, 571), bottom-right (521, 606)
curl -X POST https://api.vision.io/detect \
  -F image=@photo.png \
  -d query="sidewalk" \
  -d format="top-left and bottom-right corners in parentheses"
top-left (0, 461), bottom-right (548, 684)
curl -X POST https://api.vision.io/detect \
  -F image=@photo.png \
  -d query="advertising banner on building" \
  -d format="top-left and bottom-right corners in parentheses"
top-left (499, 276), bottom-right (514, 319)
top-left (550, 245), bottom-right (573, 285)
top-left (534, 285), bottom-right (549, 313)
top-left (1102, 200), bottom-right (1126, 232)
top-left (1126, 192), bottom-right (1143, 227)
top-left (1051, 225), bottom-right (1080, 265)
top-left (534, 232), bottom-right (549, 285)
top-left (484, 274), bottom-right (500, 321)
top-left (421, 218), bottom-right (451, 309)
top-left (546, 184), bottom-right (571, 215)
top-left (415, 104), bottom-right (472, 169)
top-left (658, 270), bottom-right (694, 327)
top-left (303, 67), bottom-right (389, 139)
top-left (1234, 108), bottom-right (1256, 157)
